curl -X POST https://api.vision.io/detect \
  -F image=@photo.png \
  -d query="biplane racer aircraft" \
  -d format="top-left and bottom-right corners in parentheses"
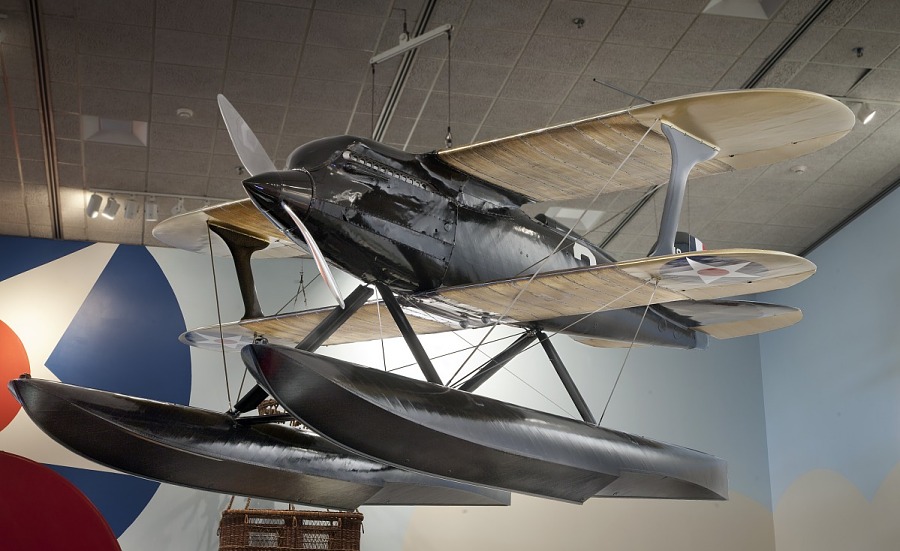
top-left (11, 89), bottom-right (854, 508)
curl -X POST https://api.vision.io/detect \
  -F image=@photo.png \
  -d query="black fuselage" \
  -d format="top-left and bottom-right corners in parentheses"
top-left (245, 136), bottom-right (704, 349)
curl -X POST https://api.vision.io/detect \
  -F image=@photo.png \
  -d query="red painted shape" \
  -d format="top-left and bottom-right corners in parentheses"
top-left (0, 452), bottom-right (121, 550)
top-left (0, 320), bottom-right (29, 431)
top-left (697, 267), bottom-right (730, 277)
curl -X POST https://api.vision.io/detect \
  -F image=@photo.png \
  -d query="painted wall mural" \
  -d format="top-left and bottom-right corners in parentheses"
top-left (14, 229), bottom-right (900, 551)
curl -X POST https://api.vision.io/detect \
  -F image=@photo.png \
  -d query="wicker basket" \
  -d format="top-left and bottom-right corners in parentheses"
top-left (218, 499), bottom-right (363, 550)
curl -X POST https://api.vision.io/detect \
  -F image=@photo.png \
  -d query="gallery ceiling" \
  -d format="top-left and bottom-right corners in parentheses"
top-left (0, 0), bottom-right (898, 260)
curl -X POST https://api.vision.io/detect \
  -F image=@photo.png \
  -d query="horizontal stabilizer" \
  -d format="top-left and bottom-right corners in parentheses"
top-left (659, 299), bottom-right (802, 339)
top-left (8, 378), bottom-right (509, 509)
top-left (243, 344), bottom-right (728, 503)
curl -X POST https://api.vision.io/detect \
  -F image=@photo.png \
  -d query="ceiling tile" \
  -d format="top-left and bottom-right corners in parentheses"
top-left (482, 98), bottom-right (556, 130)
top-left (782, 23), bottom-right (839, 61)
top-left (676, 15), bottom-right (767, 56)
top-left (716, 56), bottom-right (766, 89)
top-left (628, 0), bottom-right (707, 12)
top-left (299, 46), bottom-right (373, 83)
top-left (147, 172), bottom-right (208, 195)
top-left (2, 79), bottom-right (40, 109)
top-left (57, 163), bottom-right (85, 188)
top-left (316, 0), bottom-right (389, 17)
top-left (752, 59), bottom-right (805, 88)
top-left (156, 0), bottom-right (234, 34)
top-left (794, 182), bottom-right (864, 208)
top-left (638, 80), bottom-right (706, 101)
top-left (847, 68), bottom-right (900, 101)
top-left (419, 92), bottom-right (494, 125)
top-left (232, 1), bottom-right (310, 43)
top-left (224, 71), bottom-right (293, 106)
top-left (772, 203), bottom-right (850, 229)
top-left (737, 178), bottom-right (813, 203)
top-left (306, 11), bottom-right (382, 51)
top-left (586, 43), bottom-right (669, 81)
top-left (500, 68), bottom-right (577, 103)
top-left (846, 0), bottom-right (900, 32)
top-left (2, 44), bottom-right (38, 78)
top-left (787, 63), bottom-right (867, 96)
top-left (41, 0), bottom-right (75, 17)
top-left (451, 27), bottom-right (529, 66)
top-left (83, 166), bottom-right (147, 192)
top-left (0, 10), bottom-right (35, 48)
top-left (149, 123), bottom-right (215, 152)
top-left (48, 50), bottom-right (78, 83)
top-left (55, 138), bottom-right (82, 164)
top-left (50, 83), bottom-right (79, 115)
top-left (651, 51), bottom-right (736, 86)
top-left (228, 37), bottom-right (301, 75)
top-left (74, 0), bottom-right (154, 26)
top-left (409, 120), bottom-right (478, 150)
top-left (153, 63), bottom-right (224, 99)
top-left (155, 29), bottom-right (229, 69)
top-left (77, 20), bottom-right (153, 60)
top-left (817, 0), bottom-right (869, 26)
top-left (535, 1), bottom-right (623, 39)
top-left (81, 87), bottom-right (151, 120)
top-left (83, 142), bottom-right (147, 170)
top-left (563, 75), bottom-right (644, 108)
top-left (518, 35), bottom-right (600, 73)
top-left (151, 95), bottom-right (220, 128)
top-left (283, 107), bottom-right (351, 137)
top-left (0, 158), bottom-right (44, 183)
top-left (292, 79), bottom-right (364, 112)
top-left (464, 0), bottom-right (548, 32)
top-left (78, 55), bottom-right (152, 92)
top-left (605, 7), bottom-right (696, 49)
top-left (744, 22), bottom-right (797, 58)
top-left (812, 28), bottom-right (900, 67)
top-left (717, 200), bottom-right (780, 224)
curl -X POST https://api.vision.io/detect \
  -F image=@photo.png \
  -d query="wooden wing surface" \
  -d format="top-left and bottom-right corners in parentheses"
top-left (438, 89), bottom-right (855, 202)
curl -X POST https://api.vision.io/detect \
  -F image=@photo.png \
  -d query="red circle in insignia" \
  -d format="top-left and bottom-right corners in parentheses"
top-left (697, 267), bottom-right (729, 277)
top-left (0, 320), bottom-right (29, 431)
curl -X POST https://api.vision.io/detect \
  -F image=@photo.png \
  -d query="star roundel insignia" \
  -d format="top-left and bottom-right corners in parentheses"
top-left (659, 255), bottom-right (766, 285)
top-left (184, 330), bottom-right (256, 350)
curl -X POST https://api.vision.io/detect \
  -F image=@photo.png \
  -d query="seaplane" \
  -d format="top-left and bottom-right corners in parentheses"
top-left (10, 88), bottom-right (854, 508)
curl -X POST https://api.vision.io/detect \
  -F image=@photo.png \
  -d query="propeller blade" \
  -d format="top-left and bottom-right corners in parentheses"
top-left (281, 201), bottom-right (345, 310)
top-left (217, 94), bottom-right (277, 177)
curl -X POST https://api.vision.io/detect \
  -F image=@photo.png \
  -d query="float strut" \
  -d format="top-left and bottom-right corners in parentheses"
top-left (208, 223), bottom-right (269, 320)
top-left (458, 329), bottom-right (538, 392)
top-left (232, 284), bottom-right (374, 414)
top-left (651, 123), bottom-right (718, 257)
top-left (538, 331), bottom-right (597, 425)
top-left (374, 283), bottom-right (442, 385)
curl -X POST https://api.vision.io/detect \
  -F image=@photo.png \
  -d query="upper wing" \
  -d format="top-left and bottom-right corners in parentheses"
top-left (438, 89), bottom-right (854, 202)
top-left (151, 199), bottom-right (304, 258)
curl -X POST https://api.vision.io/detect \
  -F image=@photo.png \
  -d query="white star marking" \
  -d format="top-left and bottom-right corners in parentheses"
top-left (0, 243), bottom-right (122, 472)
top-left (682, 258), bottom-right (759, 285)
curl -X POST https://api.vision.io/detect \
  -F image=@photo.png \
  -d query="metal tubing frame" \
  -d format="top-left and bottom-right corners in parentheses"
top-left (232, 284), bottom-right (374, 414)
top-left (537, 331), bottom-right (596, 424)
top-left (650, 123), bottom-right (718, 257)
top-left (458, 329), bottom-right (538, 392)
top-left (374, 283), bottom-right (443, 385)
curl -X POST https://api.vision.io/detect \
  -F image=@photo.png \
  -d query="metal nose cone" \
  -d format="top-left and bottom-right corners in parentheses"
top-left (243, 170), bottom-right (313, 217)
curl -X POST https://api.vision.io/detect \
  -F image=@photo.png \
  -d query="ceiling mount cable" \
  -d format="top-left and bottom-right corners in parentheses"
top-left (370, 0), bottom-right (439, 142)
top-left (600, 0), bottom-right (835, 252)
top-left (27, 0), bottom-right (62, 238)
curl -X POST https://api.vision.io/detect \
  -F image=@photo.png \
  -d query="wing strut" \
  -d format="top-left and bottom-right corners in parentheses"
top-left (651, 123), bottom-right (718, 257)
top-left (208, 223), bottom-right (268, 320)
top-left (457, 329), bottom-right (538, 392)
top-left (375, 283), bottom-right (443, 385)
top-left (537, 331), bottom-right (596, 424)
top-left (231, 284), bottom-right (374, 415)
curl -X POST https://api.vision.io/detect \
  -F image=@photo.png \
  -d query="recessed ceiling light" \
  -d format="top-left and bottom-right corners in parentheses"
top-left (176, 108), bottom-right (194, 119)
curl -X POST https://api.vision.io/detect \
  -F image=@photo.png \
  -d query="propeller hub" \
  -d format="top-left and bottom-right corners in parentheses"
top-left (243, 170), bottom-right (313, 219)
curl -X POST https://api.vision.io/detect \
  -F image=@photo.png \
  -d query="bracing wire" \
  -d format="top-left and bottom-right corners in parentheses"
top-left (446, 119), bottom-right (661, 386)
top-left (206, 225), bottom-right (233, 410)
top-left (597, 279), bottom-right (660, 426)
